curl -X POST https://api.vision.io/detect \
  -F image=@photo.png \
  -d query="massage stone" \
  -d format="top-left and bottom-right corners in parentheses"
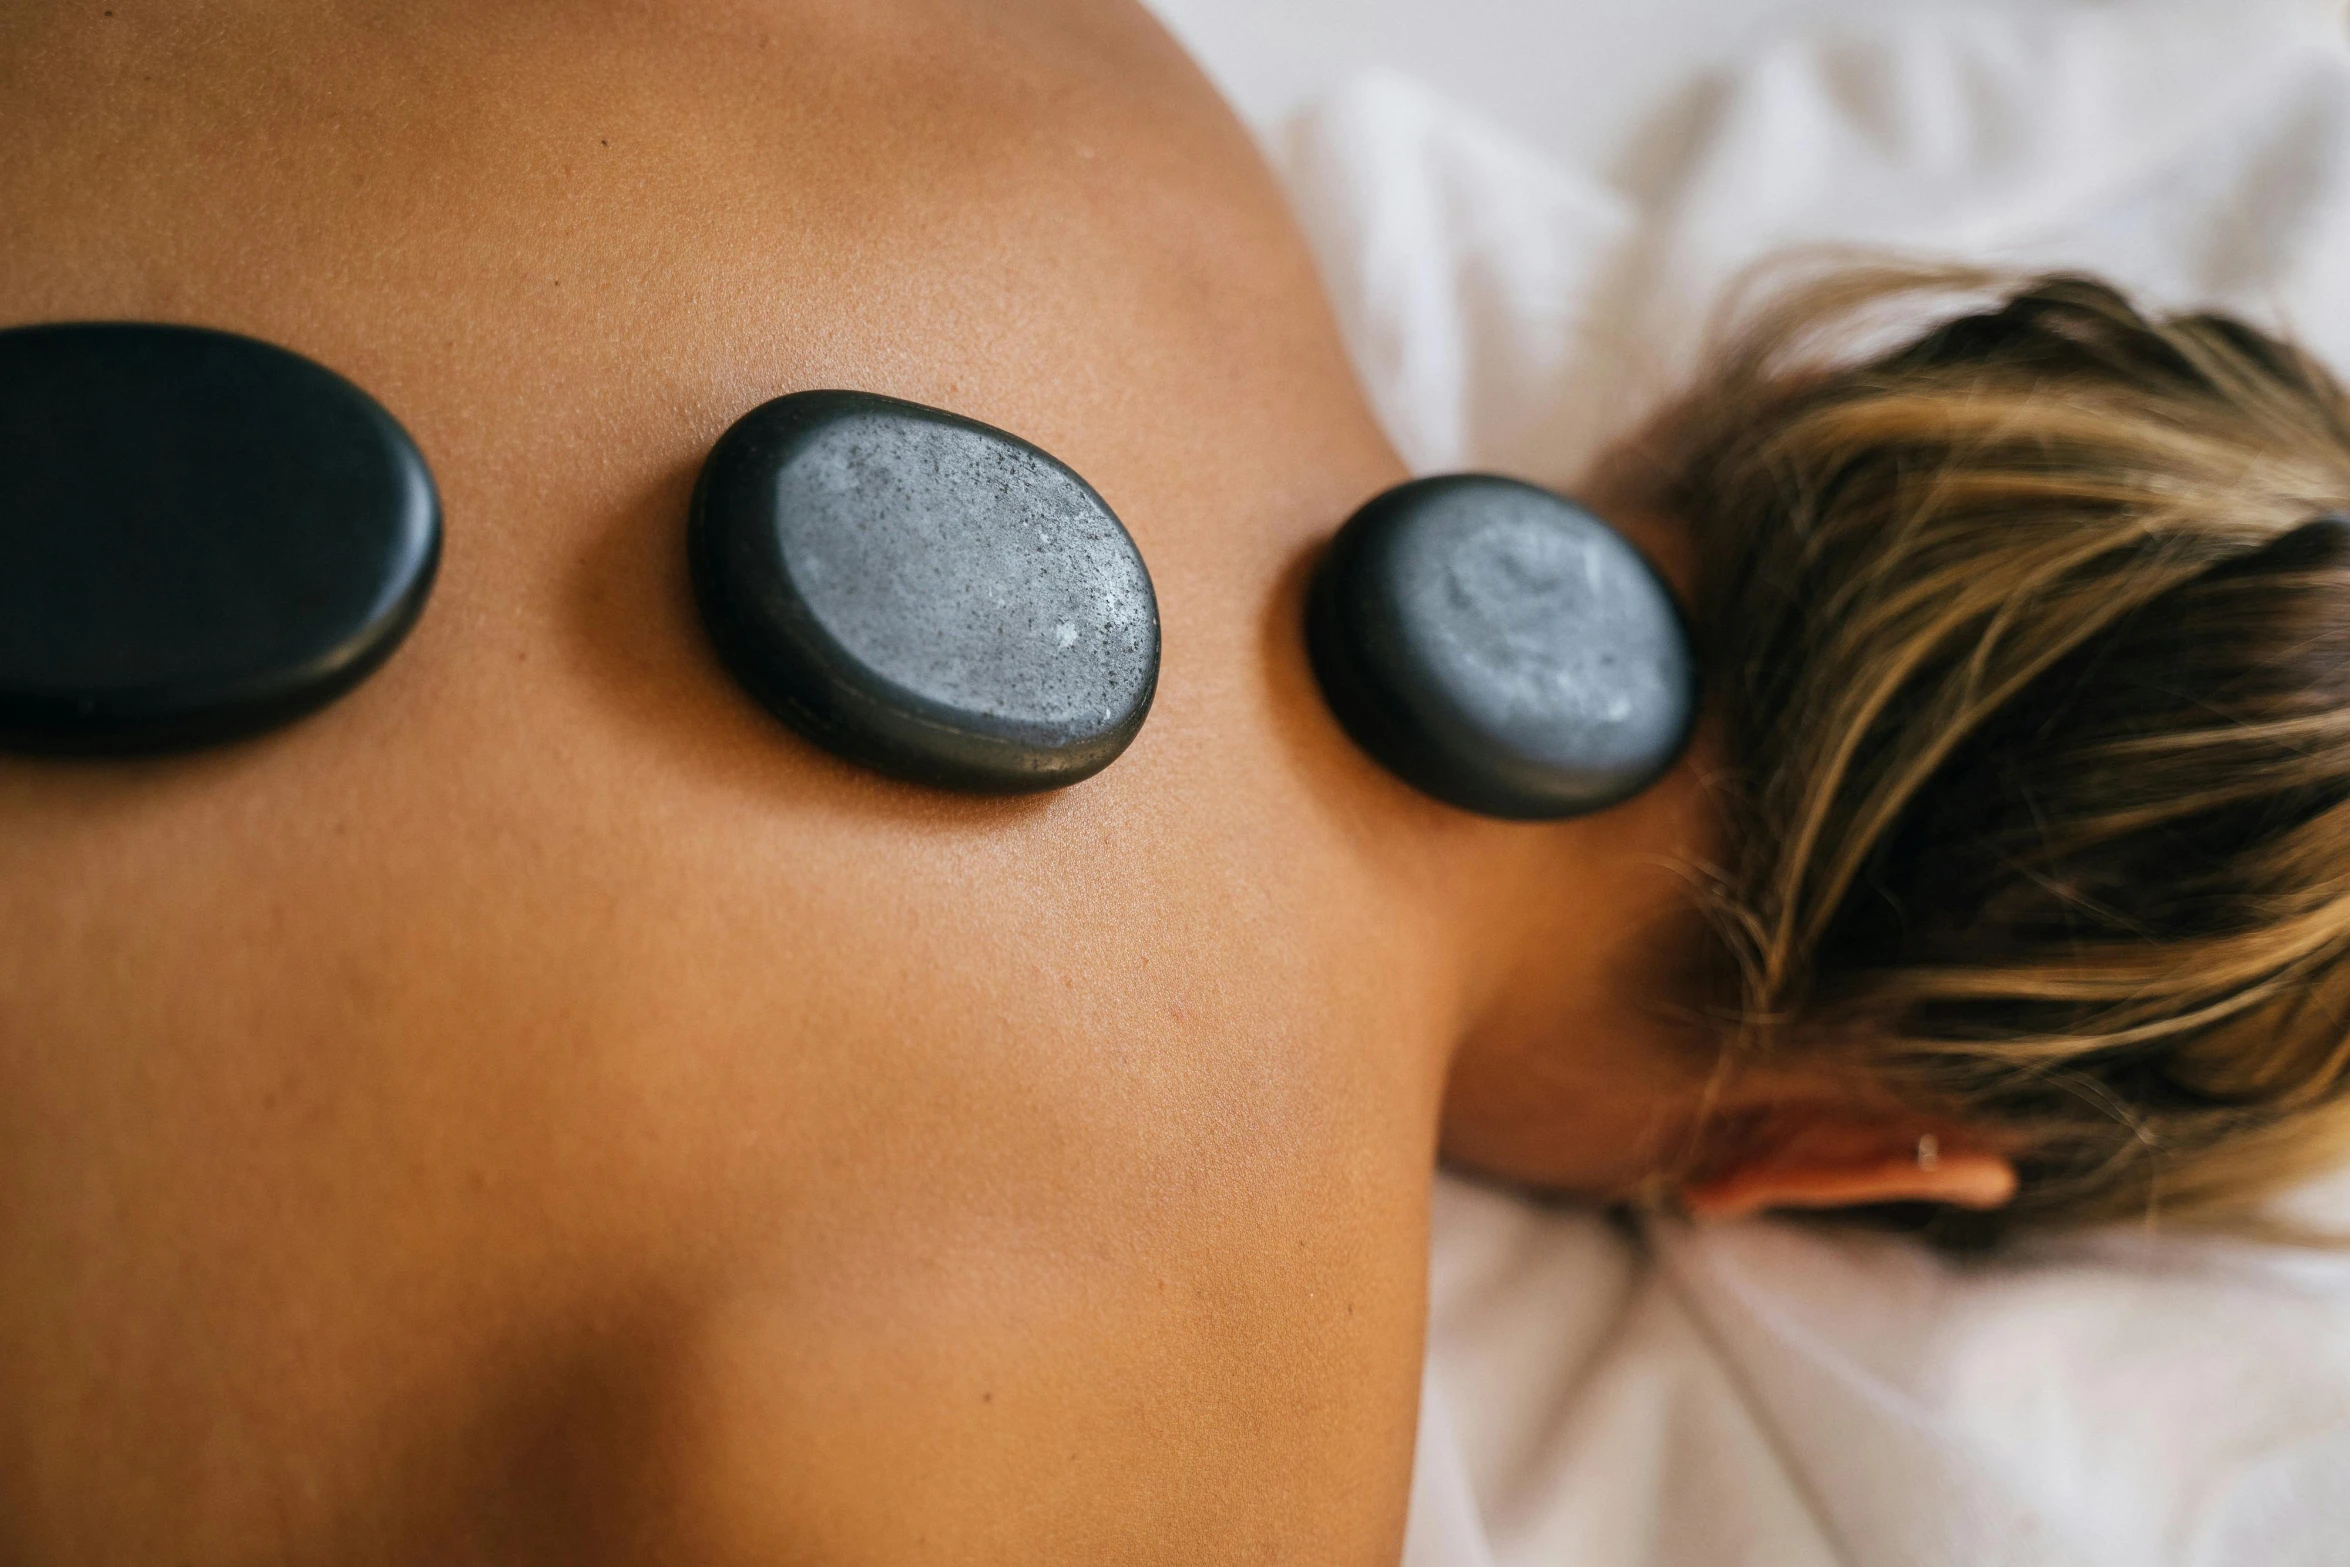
top-left (1308, 474), bottom-right (1695, 819)
top-left (0, 321), bottom-right (441, 754)
top-left (691, 390), bottom-right (1159, 792)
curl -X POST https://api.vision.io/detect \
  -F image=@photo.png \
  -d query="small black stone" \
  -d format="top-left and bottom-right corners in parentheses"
top-left (1308, 475), bottom-right (1695, 819)
top-left (0, 321), bottom-right (441, 754)
top-left (691, 390), bottom-right (1159, 792)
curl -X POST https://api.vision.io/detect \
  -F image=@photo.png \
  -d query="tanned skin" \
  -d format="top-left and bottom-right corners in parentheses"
top-left (0, 2), bottom-right (1725, 1561)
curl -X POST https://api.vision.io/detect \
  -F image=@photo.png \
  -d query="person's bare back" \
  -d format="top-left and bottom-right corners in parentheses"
top-left (21, 2), bottom-right (2185, 1556)
top-left (0, 2), bottom-right (1480, 1559)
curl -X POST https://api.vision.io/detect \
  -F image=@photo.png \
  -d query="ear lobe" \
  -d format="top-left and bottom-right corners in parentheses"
top-left (1679, 1118), bottom-right (2019, 1222)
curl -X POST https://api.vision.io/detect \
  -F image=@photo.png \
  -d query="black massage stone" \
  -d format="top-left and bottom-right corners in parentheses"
top-left (691, 390), bottom-right (1159, 792)
top-left (0, 321), bottom-right (440, 754)
top-left (1308, 474), bottom-right (1695, 820)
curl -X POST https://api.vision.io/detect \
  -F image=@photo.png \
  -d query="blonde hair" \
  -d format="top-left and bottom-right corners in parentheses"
top-left (1669, 267), bottom-right (2350, 1239)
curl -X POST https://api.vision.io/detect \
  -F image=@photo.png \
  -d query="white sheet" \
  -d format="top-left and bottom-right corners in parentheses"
top-left (1148, 0), bottom-right (2345, 200)
top-left (1173, 3), bottom-right (2350, 1563)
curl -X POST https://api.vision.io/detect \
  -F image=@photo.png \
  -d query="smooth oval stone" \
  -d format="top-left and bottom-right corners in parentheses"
top-left (691, 390), bottom-right (1159, 792)
top-left (1307, 474), bottom-right (1695, 819)
top-left (0, 321), bottom-right (441, 754)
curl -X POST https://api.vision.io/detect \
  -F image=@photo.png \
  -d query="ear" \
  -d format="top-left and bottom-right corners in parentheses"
top-left (1679, 1109), bottom-right (2017, 1222)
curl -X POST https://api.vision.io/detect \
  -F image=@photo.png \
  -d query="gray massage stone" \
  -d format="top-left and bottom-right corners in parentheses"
top-left (1307, 474), bottom-right (1695, 819)
top-left (691, 391), bottom-right (1158, 792)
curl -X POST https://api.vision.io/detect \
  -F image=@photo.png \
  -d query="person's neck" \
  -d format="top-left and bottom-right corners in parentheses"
top-left (1425, 479), bottom-right (1722, 1200)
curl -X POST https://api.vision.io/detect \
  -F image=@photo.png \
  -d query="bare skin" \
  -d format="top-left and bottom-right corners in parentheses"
top-left (0, 2), bottom-right (2008, 1561)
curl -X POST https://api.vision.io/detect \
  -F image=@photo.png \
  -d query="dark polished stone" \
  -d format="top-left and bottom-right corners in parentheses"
top-left (0, 321), bottom-right (441, 754)
top-left (691, 391), bottom-right (1159, 793)
top-left (1307, 474), bottom-right (1695, 819)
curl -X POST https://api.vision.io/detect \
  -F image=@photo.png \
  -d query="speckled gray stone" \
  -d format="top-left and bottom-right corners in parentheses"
top-left (691, 391), bottom-right (1158, 791)
top-left (1307, 474), bottom-right (1694, 819)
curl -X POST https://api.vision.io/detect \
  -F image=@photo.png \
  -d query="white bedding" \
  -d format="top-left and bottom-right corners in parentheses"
top-left (1143, 2), bottom-right (2350, 1563)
